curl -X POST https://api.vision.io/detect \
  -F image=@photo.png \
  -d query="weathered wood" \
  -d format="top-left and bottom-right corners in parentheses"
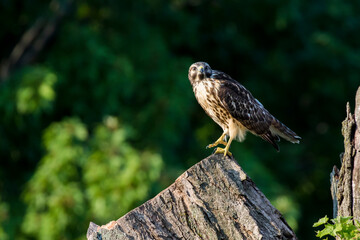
top-left (330, 86), bottom-right (360, 222)
top-left (87, 154), bottom-right (296, 240)
top-left (352, 87), bottom-right (360, 221)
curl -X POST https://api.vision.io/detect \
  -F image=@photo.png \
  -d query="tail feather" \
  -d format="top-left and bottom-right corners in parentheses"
top-left (260, 132), bottom-right (280, 152)
top-left (270, 119), bottom-right (301, 144)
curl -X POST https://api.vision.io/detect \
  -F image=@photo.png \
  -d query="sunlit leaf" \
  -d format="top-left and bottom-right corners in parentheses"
top-left (313, 215), bottom-right (329, 227)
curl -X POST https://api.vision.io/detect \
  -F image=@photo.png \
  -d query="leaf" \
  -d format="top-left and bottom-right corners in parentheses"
top-left (316, 224), bottom-right (335, 238)
top-left (338, 216), bottom-right (352, 224)
top-left (332, 221), bottom-right (342, 235)
top-left (313, 215), bottom-right (329, 227)
top-left (355, 220), bottom-right (360, 228)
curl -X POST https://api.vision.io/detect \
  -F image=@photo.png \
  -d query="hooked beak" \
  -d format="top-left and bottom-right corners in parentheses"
top-left (198, 66), bottom-right (204, 74)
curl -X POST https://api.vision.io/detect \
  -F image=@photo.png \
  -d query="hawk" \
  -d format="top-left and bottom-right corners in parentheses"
top-left (188, 61), bottom-right (300, 156)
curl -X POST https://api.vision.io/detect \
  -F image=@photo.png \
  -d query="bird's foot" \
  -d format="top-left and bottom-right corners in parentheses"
top-left (206, 140), bottom-right (227, 149)
top-left (213, 147), bottom-right (232, 157)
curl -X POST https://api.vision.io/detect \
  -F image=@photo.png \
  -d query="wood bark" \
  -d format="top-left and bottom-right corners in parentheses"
top-left (87, 154), bottom-right (296, 240)
top-left (331, 86), bottom-right (360, 222)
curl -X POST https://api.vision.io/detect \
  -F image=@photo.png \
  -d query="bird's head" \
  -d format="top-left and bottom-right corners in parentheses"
top-left (188, 62), bottom-right (212, 85)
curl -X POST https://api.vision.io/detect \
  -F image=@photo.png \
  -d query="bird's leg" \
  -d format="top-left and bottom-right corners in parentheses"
top-left (206, 132), bottom-right (227, 149)
top-left (214, 136), bottom-right (234, 157)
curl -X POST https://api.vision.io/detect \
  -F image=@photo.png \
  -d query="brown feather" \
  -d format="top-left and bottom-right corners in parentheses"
top-left (260, 132), bottom-right (280, 151)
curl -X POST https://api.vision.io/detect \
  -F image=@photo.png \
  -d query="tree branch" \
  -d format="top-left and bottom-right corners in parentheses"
top-left (0, 0), bottom-right (72, 81)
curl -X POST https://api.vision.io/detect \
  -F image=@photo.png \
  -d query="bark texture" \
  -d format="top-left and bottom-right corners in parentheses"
top-left (87, 154), bottom-right (296, 240)
top-left (331, 86), bottom-right (360, 222)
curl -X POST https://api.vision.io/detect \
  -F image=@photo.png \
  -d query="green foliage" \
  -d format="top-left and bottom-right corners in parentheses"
top-left (16, 67), bottom-right (57, 114)
top-left (272, 195), bottom-right (300, 231)
top-left (21, 118), bottom-right (88, 239)
top-left (84, 116), bottom-right (163, 222)
top-left (21, 117), bottom-right (162, 239)
top-left (313, 216), bottom-right (360, 239)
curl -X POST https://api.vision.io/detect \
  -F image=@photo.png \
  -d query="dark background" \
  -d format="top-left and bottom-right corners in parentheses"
top-left (0, 0), bottom-right (359, 239)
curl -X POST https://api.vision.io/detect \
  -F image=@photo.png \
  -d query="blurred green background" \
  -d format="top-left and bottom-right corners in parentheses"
top-left (0, 0), bottom-right (359, 239)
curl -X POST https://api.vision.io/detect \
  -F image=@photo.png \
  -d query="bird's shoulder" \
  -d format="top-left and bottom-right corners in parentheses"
top-left (210, 70), bottom-right (233, 81)
top-left (211, 70), bottom-right (253, 102)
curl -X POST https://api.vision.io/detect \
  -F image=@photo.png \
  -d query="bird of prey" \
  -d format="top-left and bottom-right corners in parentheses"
top-left (188, 61), bottom-right (300, 156)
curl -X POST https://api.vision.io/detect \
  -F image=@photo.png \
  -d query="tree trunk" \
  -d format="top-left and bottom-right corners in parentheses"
top-left (87, 154), bottom-right (297, 240)
top-left (331, 86), bottom-right (360, 221)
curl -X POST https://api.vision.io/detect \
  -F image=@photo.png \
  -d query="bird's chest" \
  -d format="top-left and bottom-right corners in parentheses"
top-left (193, 81), bottom-right (231, 129)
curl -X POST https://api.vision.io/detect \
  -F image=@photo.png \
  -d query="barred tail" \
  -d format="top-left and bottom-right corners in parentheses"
top-left (269, 119), bottom-right (301, 144)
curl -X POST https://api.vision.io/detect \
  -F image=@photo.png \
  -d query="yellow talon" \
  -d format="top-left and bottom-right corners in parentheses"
top-left (206, 140), bottom-right (227, 149)
top-left (206, 132), bottom-right (227, 149)
top-left (214, 147), bottom-right (232, 157)
top-left (209, 132), bottom-right (234, 157)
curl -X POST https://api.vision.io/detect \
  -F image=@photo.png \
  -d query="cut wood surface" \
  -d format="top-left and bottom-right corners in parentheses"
top-left (87, 154), bottom-right (296, 240)
top-left (331, 86), bottom-right (360, 222)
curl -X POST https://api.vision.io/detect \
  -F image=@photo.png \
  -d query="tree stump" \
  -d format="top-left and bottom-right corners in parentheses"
top-left (331, 86), bottom-right (360, 221)
top-left (87, 154), bottom-right (296, 240)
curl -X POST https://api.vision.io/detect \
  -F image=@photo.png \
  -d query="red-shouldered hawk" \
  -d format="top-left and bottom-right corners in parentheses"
top-left (188, 61), bottom-right (300, 156)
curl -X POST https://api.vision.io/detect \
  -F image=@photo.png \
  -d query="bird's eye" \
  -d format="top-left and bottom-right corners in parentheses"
top-left (191, 67), bottom-right (197, 71)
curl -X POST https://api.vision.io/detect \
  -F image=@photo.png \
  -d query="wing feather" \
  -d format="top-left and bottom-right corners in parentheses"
top-left (215, 77), bottom-right (273, 135)
top-left (213, 71), bottom-right (280, 150)
top-left (210, 70), bottom-right (300, 150)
